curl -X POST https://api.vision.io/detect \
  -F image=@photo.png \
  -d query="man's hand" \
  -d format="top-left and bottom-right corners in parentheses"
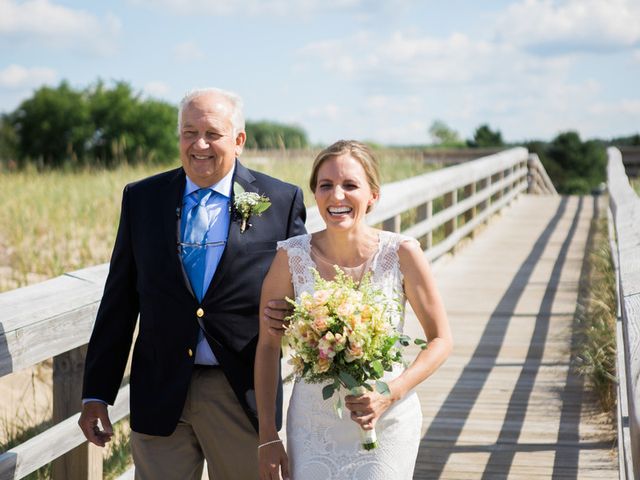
top-left (263, 299), bottom-right (293, 337)
top-left (78, 401), bottom-right (114, 447)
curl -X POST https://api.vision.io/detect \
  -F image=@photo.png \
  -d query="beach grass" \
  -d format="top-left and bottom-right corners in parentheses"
top-left (575, 214), bottom-right (617, 416)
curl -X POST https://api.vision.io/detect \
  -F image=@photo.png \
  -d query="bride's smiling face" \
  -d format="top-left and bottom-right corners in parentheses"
top-left (314, 154), bottom-right (379, 230)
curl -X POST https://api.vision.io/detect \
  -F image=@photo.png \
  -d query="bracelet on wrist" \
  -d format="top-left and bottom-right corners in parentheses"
top-left (257, 439), bottom-right (282, 449)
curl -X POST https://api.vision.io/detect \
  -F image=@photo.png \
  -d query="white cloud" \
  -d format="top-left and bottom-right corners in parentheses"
top-left (144, 81), bottom-right (171, 97)
top-left (130, 0), bottom-right (366, 16)
top-left (296, 25), bottom-right (637, 142)
top-left (306, 103), bottom-right (342, 121)
top-left (0, 64), bottom-right (56, 88)
top-left (495, 0), bottom-right (640, 55)
top-left (0, 0), bottom-right (121, 54)
top-left (172, 41), bottom-right (206, 62)
top-left (298, 31), bottom-right (567, 89)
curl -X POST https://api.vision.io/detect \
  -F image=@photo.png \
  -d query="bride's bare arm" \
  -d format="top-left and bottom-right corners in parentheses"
top-left (345, 238), bottom-right (452, 429)
top-left (390, 238), bottom-right (452, 398)
top-left (255, 248), bottom-right (294, 480)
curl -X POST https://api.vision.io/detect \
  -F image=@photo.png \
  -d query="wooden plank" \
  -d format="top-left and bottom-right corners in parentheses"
top-left (403, 169), bottom-right (527, 240)
top-left (608, 146), bottom-right (640, 478)
top-left (412, 195), bottom-right (617, 478)
top-left (52, 345), bottom-right (102, 480)
top-left (0, 301), bottom-right (100, 377)
top-left (617, 320), bottom-right (632, 480)
top-left (464, 182), bottom-right (477, 227)
top-left (0, 385), bottom-right (130, 480)
top-left (364, 148), bottom-right (529, 227)
top-left (425, 182), bottom-right (526, 261)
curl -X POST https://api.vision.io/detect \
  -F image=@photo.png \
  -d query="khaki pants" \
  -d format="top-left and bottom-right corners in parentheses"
top-left (131, 368), bottom-right (259, 480)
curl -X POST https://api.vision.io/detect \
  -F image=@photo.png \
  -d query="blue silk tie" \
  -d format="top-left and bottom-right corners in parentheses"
top-left (182, 188), bottom-right (213, 301)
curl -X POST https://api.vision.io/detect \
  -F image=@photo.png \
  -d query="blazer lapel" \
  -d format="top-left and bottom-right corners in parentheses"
top-left (204, 160), bottom-right (256, 297)
top-left (163, 168), bottom-right (194, 297)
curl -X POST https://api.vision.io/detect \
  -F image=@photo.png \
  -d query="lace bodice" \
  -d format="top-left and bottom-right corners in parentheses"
top-left (277, 230), bottom-right (414, 335)
top-left (278, 231), bottom-right (422, 480)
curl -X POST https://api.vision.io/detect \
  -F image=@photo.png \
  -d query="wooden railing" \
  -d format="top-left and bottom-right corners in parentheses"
top-left (527, 153), bottom-right (558, 195)
top-left (0, 147), bottom-right (554, 479)
top-left (607, 147), bottom-right (640, 480)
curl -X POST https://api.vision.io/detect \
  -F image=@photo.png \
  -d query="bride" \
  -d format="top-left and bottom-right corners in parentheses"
top-left (255, 140), bottom-right (452, 480)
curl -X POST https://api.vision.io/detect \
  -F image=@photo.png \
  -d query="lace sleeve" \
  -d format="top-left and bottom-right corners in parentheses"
top-left (276, 234), bottom-right (315, 298)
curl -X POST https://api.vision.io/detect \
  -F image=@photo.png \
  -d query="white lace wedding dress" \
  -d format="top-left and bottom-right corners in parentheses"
top-left (277, 231), bottom-right (422, 480)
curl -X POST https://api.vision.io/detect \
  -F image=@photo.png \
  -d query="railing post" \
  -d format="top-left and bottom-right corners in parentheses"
top-left (527, 156), bottom-right (537, 194)
top-left (382, 215), bottom-right (401, 233)
top-left (464, 182), bottom-right (476, 235)
top-left (478, 177), bottom-right (489, 213)
top-left (52, 345), bottom-right (102, 480)
top-left (426, 201), bottom-right (433, 249)
top-left (496, 170), bottom-right (505, 200)
top-left (507, 165), bottom-right (517, 203)
top-left (444, 190), bottom-right (457, 238)
top-left (417, 201), bottom-right (433, 250)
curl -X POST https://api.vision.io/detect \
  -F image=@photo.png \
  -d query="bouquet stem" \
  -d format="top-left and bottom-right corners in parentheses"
top-left (360, 426), bottom-right (377, 450)
top-left (352, 385), bottom-right (378, 450)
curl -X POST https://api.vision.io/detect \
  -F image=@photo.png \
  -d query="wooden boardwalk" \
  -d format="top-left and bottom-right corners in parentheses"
top-left (404, 195), bottom-right (618, 479)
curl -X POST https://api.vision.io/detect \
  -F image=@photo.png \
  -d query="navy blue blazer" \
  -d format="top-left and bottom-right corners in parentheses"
top-left (82, 161), bottom-right (306, 435)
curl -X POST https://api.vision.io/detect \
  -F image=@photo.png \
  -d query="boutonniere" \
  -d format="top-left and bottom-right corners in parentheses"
top-left (233, 182), bottom-right (271, 233)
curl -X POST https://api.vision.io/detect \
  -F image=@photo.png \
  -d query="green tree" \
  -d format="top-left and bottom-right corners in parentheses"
top-left (87, 81), bottom-right (177, 165)
top-left (527, 132), bottom-right (606, 194)
top-left (428, 120), bottom-right (464, 147)
top-left (87, 81), bottom-right (139, 166)
top-left (11, 81), bottom-right (93, 168)
top-left (132, 100), bottom-right (179, 164)
top-left (548, 131), bottom-right (606, 192)
top-left (8, 79), bottom-right (178, 168)
top-left (468, 124), bottom-right (504, 147)
top-left (245, 120), bottom-right (308, 149)
top-left (609, 133), bottom-right (640, 146)
top-left (0, 114), bottom-right (18, 167)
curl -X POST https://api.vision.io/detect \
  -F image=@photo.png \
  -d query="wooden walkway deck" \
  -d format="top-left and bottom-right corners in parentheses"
top-left (404, 194), bottom-right (618, 479)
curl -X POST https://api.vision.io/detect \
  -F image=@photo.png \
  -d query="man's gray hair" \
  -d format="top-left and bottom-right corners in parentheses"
top-left (177, 87), bottom-right (245, 135)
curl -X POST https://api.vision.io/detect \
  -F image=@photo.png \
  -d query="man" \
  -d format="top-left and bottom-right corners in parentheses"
top-left (78, 88), bottom-right (306, 479)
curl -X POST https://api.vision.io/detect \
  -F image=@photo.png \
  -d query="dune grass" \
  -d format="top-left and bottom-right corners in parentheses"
top-left (575, 214), bottom-right (617, 416)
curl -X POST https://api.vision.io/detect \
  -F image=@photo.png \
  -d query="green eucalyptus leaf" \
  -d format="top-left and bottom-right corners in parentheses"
top-left (338, 371), bottom-right (358, 389)
top-left (322, 384), bottom-right (336, 400)
top-left (375, 381), bottom-right (391, 396)
top-left (252, 201), bottom-right (271, 215)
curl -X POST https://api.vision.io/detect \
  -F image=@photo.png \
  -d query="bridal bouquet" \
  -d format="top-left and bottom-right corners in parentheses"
top-left (284, 267), bottom-right (425, 450)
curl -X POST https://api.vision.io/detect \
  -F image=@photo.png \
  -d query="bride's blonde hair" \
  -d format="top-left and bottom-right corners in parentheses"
top-left (309, 140), bottom-right (380, 213)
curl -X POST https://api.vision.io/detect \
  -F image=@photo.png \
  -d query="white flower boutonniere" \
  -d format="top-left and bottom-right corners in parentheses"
top-left (233, 182), bottom-right (271, 233)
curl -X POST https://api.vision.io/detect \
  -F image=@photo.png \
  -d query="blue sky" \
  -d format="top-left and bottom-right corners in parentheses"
top-left (1, 0), bottom-right (638, 145)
